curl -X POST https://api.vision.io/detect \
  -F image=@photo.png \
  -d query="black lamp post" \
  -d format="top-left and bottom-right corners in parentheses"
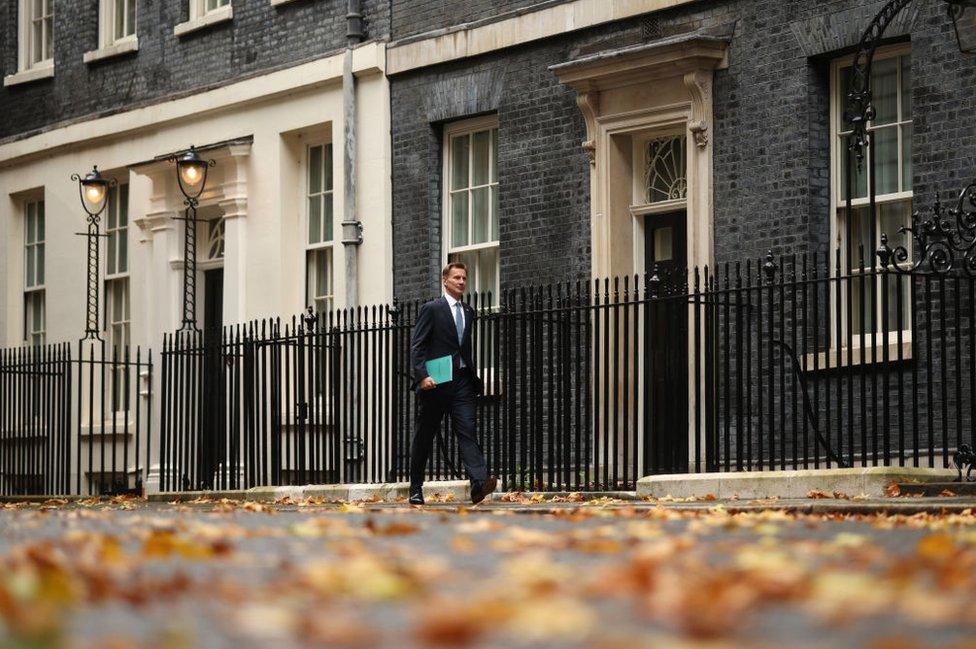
top-left (171, 146), bottom-right (215, 331)
top-left (71, 166), bottom-right (114, 341)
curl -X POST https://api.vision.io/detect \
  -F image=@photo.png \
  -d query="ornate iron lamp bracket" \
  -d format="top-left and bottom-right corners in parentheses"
top-left (168, 148), bottom-right (216, 332)
top-left (71, 170), bottom-right (117, 342)
top-left (878, 180), bottom-right (976, 275)
top-left (846, 0), bottom-right (916, 167)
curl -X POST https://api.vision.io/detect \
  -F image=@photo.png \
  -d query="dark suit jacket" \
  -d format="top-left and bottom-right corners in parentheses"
top-left (410, 296), bottom-right (482, 394)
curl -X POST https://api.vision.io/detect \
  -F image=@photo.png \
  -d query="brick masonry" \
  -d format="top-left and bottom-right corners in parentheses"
top-left (390, 0), bottom-right (976, 300)
top-left (0, 0), bottom-right (389, 141)
top-left (390, 0), bottom-right (553, 40)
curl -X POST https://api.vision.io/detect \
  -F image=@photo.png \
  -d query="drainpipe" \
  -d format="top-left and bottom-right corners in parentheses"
top-left (342, 0), bottom-right (365, 480)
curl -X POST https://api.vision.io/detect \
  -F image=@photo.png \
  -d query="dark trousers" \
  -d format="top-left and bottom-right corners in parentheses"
top-left (410, 368), bottom-right (487, 489)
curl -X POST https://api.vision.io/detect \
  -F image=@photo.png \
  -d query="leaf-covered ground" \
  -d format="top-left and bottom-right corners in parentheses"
top-left (2, 496), bottom-right (976, 648)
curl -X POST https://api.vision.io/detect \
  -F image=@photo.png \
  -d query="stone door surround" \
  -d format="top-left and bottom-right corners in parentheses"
top-left (552, 34), bottom-right (728, 280)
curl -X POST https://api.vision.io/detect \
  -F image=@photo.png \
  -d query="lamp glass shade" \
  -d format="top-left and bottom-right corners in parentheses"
top-left (176, 147), bottom-right (210, 199)
top-left (78, 166), bottom-right (110, 215)
top-left (82, 182), bottom-right (107, 214)
top-left (179, 160), bottom-right (207, 189)
top-left (948, 2), bottom-right (976, 54)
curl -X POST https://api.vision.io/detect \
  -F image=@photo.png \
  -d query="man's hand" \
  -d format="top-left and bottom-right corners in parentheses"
top-left (420, 377), bottom-right (437, 391)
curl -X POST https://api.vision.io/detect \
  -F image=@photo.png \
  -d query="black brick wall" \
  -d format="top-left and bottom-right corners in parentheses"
top-left (390, 0), bottom-right (554, 40)
top-left (390, 0), bottom-right (976, 300)
top-left (0, 0), bottom-right (389, 140)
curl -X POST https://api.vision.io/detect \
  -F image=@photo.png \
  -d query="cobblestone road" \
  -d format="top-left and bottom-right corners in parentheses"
top-left (2, 497), bottom-right (975, 648)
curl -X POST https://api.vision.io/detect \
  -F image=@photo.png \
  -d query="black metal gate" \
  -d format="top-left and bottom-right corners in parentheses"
top-left (0, 341), bottom-right (152, 497)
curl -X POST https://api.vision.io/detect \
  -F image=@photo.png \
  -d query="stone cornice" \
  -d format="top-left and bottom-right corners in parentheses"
top-left (387, 0), bottom-right (702, 76)
top-left (550, 35), bottom-right (729, 92)
top-left (0, 42), bottom-right (383, 167)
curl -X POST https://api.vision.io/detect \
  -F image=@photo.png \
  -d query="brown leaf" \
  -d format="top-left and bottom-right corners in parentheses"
top-left (414, 601), bottom-right (490, 647)
top-left (884, 481), bottom-right (902, 498)
top-left (241, 501), bottom-right (274, 513)
top-left (939, 489), bottom-right (957, 497)
top-left (806, 489), bottom-right (831, 499)
top-left (364, 519), bottom-right (420, 536)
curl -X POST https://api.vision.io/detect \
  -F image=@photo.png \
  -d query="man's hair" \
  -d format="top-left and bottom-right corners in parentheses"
top-left (441, 262), bottom-right (468, 278)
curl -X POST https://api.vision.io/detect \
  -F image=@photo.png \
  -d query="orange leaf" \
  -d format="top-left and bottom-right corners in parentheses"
top-left (916, 534), bottom-right (957, 562)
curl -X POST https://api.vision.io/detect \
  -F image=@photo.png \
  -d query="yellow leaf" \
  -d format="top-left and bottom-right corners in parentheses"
top-left (916, 534), bottom-right (957, 562)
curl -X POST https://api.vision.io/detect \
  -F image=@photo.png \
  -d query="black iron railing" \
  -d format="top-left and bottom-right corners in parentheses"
top-left (157, 250), bottom-right (973, 492)
top-left (0, 341), bottom-right (152, 497)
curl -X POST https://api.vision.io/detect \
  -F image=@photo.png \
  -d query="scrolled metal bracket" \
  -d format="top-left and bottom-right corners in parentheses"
top-left (846, 0), bottom-right (915, 168)
top-left (953, 444), bottom-right (975, 482)
top-left (878, 180), bottom-right (976, 275)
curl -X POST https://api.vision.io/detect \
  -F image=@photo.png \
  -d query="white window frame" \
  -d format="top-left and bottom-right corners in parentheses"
top-left (630, 130), bottom-right (689, 215)
top-left (3, 0), bottom-right (55, 86)
top-left (305, 142), bottom-right (334, 315)
top-left (829, 44), bottom-right (913, 351)
top-left (442, 115), bottom-right (500, 303)
top-left (191, 0), bottom-right (231, 19)
top-left (206, 217), bottom-right (225, 261)
top-left (24, 198), bottom-right (45, 346)
top-left (84, 0), bottom-right (138, 63)
top-left (25, 0), bottom-right (53, 69)
top-left (104, 0), bottom-right (136, 46)
top-left (103, 184), bottom-right (130, 352)
top-left (175, 0), bottom-right (233, 37)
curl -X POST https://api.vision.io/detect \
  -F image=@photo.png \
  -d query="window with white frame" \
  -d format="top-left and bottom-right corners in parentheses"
top-left (207, 218), bottom-right (225, 260)
top-left (19, 0), bottom-right (54, 70)
top-left (192, 0), bottom-right (230, 18)
top-left (24, 199), bottom-right (45, 346)
top-left (444, 118), bottom-right (500, 301)
top-left (100, 0), bottom-right (136, 46)
top-left (832, 46), bottom-right (912, 339)
top-left (635, 134), bottom-right (687, 207)
top-left (306, 143), bottom-right (334, 315)
top-left (104, 185), bottom-right (130, 410)
top-left (104, 184), bottom-right (130, 348)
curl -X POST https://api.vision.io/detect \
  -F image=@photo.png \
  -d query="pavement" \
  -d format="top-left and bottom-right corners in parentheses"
top-left (2, 495), bottom-right (976, 648)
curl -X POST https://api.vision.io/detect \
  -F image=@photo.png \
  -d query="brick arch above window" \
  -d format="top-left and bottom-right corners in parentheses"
top-left (789, 1), bottom-right (919, 58)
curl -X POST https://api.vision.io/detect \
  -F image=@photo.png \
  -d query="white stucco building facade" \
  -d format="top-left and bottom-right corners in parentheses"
top-left (0, 41), bottom-right (392, 350)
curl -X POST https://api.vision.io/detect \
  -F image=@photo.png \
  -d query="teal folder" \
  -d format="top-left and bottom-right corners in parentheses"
top-left (425, 355), bottom-right (453, 384)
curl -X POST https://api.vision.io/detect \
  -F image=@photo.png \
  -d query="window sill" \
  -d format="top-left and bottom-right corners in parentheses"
top-left (271, 0), bottom-right (305, 5)
top-left (3, 63), bottom-right (54, 87)
top-left (84, 36), bottom-right (139, 64)
top-left (174, 5), bottom-right (234, 37)
top-left (803, 338), bottom-right (912, 371)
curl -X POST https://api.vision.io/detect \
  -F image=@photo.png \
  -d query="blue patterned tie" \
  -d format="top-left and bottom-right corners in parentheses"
top-left (454, 302), bottom-right (464, 344)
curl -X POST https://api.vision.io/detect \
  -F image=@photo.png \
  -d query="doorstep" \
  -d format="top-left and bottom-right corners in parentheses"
top-left (636, 466), bottom-right (958, 500)
top-left (148, 480), bottom-right (473, 503)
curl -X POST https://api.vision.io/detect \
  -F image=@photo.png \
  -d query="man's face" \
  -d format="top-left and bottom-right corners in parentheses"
top-left (443, 268), bottom-right (467, 298)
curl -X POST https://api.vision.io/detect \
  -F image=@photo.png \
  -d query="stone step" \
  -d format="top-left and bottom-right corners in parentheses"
top-left (897, 481), bottom-right (976, 497)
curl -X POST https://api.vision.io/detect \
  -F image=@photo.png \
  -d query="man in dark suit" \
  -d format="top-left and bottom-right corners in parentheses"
top-left (409, 262), bottom-right (497, 505)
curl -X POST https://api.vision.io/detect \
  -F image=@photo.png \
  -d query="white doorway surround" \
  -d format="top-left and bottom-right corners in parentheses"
top-left (552, 34), bottom-right (728, 279)
top-left (552, 35), bottom-right (729, 474)
top-left (131, 139), bottom-right (252, 338)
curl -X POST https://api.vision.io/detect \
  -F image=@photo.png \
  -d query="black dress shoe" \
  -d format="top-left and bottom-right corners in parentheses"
top-left (408, 491), bottom-right (425, 505)
top-left (470, 476), bottom-right (498, 505)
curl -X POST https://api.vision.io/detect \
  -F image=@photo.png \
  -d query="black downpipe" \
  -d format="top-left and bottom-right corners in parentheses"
top-left (347, 0), bottom-right (364, 45)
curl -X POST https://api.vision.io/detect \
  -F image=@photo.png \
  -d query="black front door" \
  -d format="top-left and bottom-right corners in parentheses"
top-left (644, 212), bottom-right (688, 474)
top-left (200, 268), bottom-right (224, 488)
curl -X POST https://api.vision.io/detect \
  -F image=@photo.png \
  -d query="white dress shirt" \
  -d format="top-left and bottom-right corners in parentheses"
top-left (444, 292), bottom-right (466, 367)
